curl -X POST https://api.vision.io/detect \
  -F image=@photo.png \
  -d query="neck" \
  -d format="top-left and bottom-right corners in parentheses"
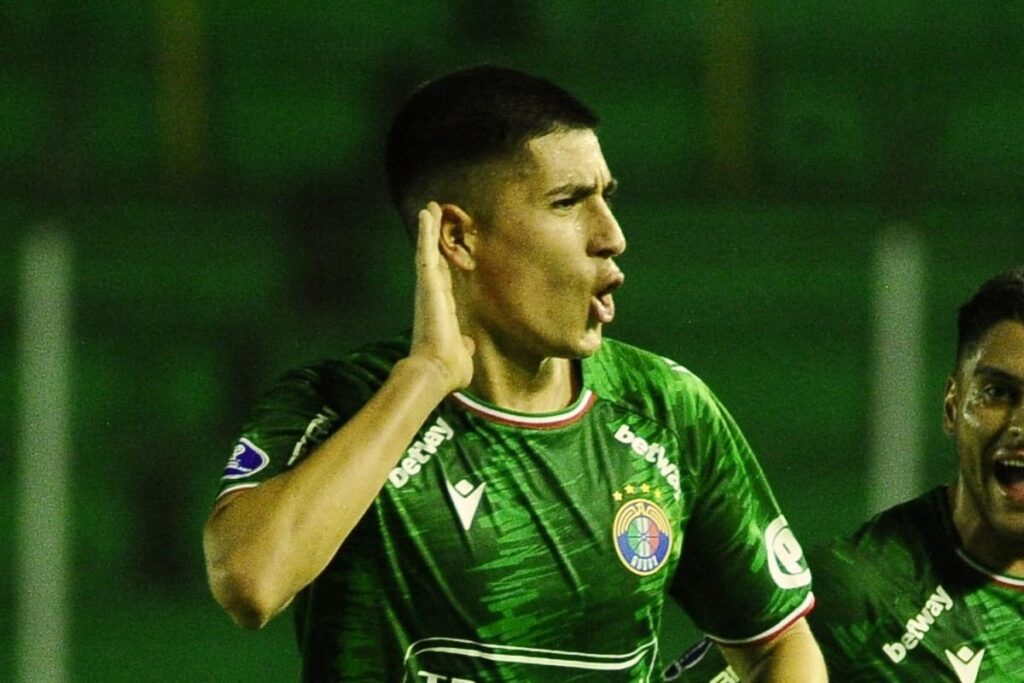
top-left (949, 482), bottom-right (1024, 578)
top-left (466, 337), bottom-right (578, 413)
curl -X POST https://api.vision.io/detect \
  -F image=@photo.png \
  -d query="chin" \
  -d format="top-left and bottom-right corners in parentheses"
top-left (991, 512), bottom-right (1024, 541)
top-left (534, 322), bottom-right (605, 360)
top-left (571, 328), bottom-right (605, 358)
top-left (983, 496), bottom-right (1024, 544)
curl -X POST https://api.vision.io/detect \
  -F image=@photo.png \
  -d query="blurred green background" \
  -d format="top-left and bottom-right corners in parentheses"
top-left (2, 1), bottom-right (1023, 681)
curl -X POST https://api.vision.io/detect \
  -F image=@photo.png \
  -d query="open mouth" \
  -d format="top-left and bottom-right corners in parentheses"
top-left (591, 290), bottom-right (615, 325)
top-left (994, 458), bottom-right (1024, 502)
top-left (591, 274), bottom-right (625, 325)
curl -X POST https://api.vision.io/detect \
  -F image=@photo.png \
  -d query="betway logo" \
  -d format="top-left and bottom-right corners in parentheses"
top-left (882, 585), bottom-right (954, 663)
top-left (613, 424), bottom-right (681, 500)
top-left (388, 416), bottom-right (455, 489)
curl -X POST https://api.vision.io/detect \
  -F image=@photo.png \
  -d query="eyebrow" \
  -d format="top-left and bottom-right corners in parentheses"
top-left (974, 365), bottom-right (1024, 385)
top-left (544, 177), bottom-right (619, 199)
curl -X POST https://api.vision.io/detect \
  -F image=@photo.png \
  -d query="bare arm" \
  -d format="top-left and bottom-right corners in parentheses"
top-left (203, 203), bottom-right (474, 628)
top-left (718, 618), bottom-right (828, 682)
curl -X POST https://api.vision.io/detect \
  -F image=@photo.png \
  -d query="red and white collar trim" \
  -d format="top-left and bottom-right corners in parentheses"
top-left (450, 389), bottom-right (597, 429)
top-left (955, 548), bottom-right (1024, 590)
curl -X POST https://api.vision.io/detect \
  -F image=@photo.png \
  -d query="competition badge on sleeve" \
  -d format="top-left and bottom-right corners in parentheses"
top-left (223, 437), bottom-right (270, 480)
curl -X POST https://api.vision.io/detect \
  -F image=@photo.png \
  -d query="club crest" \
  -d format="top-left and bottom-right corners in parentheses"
top-left (613, 496), bottom-right (672, 576)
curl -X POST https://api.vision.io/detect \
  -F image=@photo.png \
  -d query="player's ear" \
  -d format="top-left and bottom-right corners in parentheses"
top-left (942, 376), bottom-right (957, 435)
top-left (437, 203), bottom-right (477, 272)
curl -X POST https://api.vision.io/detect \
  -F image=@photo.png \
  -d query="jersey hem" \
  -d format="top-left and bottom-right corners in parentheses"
top-left (215, 481), bottom-right (260, 501)
top-left (704, 592), bottom-right (816, 646)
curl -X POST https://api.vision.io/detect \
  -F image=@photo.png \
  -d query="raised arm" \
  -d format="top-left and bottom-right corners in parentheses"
top-left (203, 203), bottom-right (474, 629)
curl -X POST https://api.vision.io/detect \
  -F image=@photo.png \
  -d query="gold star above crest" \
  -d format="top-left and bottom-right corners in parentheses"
top-left (625, 484), bottom-right (636, 494)
top-left (612, 490), bottom-right (623, 502)
top-left (654, 489), bottom-right (662, 499)
top-left (641, 483), bottom-right (651, 493)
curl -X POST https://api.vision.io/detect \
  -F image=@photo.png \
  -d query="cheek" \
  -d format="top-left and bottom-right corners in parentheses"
top-left (474, 256), bottom-right (555, 316)
top-left (492, 246), bottom-right (576, 292)
top-left (960, 395), bottom-right (987, 430)
top-left (957, 397), bottom-right (1006, 458)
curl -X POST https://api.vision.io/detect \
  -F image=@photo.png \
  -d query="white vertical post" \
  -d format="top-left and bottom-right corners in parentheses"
top-left (868, 224), bottom-right (926, 515)
top-left (16, 226), bottom-right (73, 683)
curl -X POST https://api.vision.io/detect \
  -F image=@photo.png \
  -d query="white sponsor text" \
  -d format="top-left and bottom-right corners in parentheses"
top-left (882, 585), bottom-right (954, 663)
top-left (613, 424), bottom-right (682, 500)
top-left (389, 416), bottom-right (455, 488)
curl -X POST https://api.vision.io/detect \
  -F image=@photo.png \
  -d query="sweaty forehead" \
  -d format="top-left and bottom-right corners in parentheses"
top-left (516, 128), bottom-right (610, 186)
top-left (964, 320), bottom-right (1024, 376)
top-left (462, 129), bottom-right (610, 214)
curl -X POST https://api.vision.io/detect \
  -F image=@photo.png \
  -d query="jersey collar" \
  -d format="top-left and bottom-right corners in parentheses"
top-left (954, 548), bottom-right (1024, 590)
top-left (449, 388), bottom-right (597, 429)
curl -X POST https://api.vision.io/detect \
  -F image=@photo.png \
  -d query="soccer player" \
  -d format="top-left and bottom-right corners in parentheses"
top-left (664, 265), bottom-right (1024, 682)
top-left (202, 65), bottom-right (826, 682)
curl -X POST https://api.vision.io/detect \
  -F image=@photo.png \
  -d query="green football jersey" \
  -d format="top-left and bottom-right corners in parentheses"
top-left (663, 486), bottom-right (1024, 682)
top-left (810, 486), bottom-right (1024, 682)
top-left (217, 334), bottom-right (813, 682)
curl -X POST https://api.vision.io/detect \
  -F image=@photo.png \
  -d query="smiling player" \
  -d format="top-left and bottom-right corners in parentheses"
top-left (202, 65), bottom-right (826, 682)
top-left (667, 266), bottom-right (1024, 682)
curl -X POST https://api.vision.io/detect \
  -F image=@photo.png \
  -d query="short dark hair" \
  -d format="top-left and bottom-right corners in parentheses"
top-left (956, 265), bottom-right (1024, 369)
top-left (384, 64), bottom-right (599, 232)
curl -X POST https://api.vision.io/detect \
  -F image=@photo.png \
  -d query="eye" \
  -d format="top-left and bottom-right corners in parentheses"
top-left (983, 384), bottom-right (1016, 402)
top-left (602, 189), bottom-right (616, 209)
top-left (551, 197), bottom-right (577, 209)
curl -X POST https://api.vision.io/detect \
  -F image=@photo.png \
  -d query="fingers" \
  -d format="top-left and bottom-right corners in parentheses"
top-left (414, 202), bottom-right (453, 295)
top-left (409, 202), bottom-right (474, 389)
top-left (416, 201), bottom-right (443, 266)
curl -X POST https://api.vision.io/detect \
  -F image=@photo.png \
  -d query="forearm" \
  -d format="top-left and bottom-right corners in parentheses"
top-left (204, 356), bottom-right (452, 627)
top-left (739, 636), bottom-right (828, 683)
top-left (720, 619), bottom-right (827, 682)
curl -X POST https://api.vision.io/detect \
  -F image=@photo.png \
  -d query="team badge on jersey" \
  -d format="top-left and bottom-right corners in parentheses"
top-left (613, 497), bottom-right (672, 575)
top-left (223, 438), bottom-right (270, 479)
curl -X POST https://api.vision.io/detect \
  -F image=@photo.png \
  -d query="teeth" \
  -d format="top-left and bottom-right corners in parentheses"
top-left (999, 459), bottom-right (1024, 468)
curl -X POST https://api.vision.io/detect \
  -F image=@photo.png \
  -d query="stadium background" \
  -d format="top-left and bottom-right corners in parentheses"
top-left (2, 2), bottom-right (1023, 680)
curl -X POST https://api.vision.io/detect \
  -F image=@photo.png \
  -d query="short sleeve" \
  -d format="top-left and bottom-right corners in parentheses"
top-left (214, 365), bottom-right (343, 500)
top-left (669, 380), bottom-right (814, 644)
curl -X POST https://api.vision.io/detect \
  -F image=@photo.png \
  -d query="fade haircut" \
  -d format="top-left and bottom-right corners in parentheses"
top-left (385, 64), bottom-right (599, 236)
top-left (955, 265), bottom-right (1024, 370)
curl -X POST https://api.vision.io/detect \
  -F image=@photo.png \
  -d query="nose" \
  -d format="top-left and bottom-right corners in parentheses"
top-left (1009, 401), bottom-right (1024, 437)
top-left (588, 199), bottom-right (626, 258)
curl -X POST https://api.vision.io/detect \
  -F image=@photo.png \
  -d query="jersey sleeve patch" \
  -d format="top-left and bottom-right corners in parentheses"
top-left (765, 515), bottom-right (812, 589)
top-left (222, 438), bottom-right (270, 480)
